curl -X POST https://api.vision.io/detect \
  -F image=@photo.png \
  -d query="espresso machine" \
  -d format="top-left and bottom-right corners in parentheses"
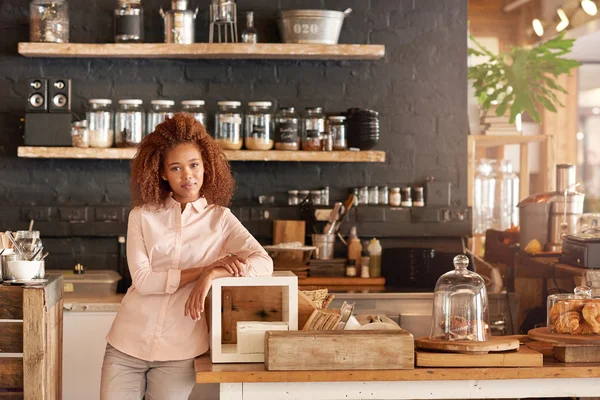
top-left (518, 164), bottom-right (585, 252)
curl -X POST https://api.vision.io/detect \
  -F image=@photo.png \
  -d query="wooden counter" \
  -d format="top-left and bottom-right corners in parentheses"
top-left (0, 276), bottom-right (64, 400)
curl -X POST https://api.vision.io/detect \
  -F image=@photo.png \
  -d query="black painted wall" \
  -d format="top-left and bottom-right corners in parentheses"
top-left (0, 0), bottom-right (468, 270)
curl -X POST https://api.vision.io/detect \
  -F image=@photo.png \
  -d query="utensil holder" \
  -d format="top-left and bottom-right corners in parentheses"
top-left (312, 234), bottom-right (335, 260)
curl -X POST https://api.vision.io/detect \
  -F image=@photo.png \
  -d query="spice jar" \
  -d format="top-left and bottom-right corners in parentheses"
top-left (310, 190), bottom-right (322, 205)
top-left (71, 120), bottom-right (89, 148)
top-left (368, 187), bottom-right (379, 205)
top-left (288, 190), bottom-right (299, 206)
top-left (414, 187), bottom-right (425, 207)
top-left (358, 186), bottom-right (369, 205)
top-left (401, 187), bottom-right (413, 207)
top-left (147, 100), bottom-right (175, 134)
top-left (378, 186), bottom-right (389, 205)
top-left (322, 186), bottom-right (330, 206)
top-left (181, 100), bottom-right (206, 126)
top-left (116, 99), bottom-right (145, 147)
top-left (86, 99), bottom-right (114, 148)
top-left (114, 0), bottom-right (144, 43)
top-left (274, 107), bottom-right (300, 151)
top-left (390, 187), bottom-right (401, 207)
top-left (30, 0), bottom-right (69, 43)
top-left (298, 190), bottom-right (310, 202)
top-left (215, 101), bottom-right (243, 150)
top-left (328, 116), bottom-right (347, 150)
top-left (302, 107), bottom-right (325, 151)
top-left (245, 101), bottom-right (274, 150)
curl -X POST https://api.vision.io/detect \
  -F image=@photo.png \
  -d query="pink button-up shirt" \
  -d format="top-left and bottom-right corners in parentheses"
top-left (106, 196), bottom-right (273, 362)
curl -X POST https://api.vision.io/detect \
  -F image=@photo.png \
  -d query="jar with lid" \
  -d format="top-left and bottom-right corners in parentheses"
top-left (378, 186), bottom-right (389, 205)
top-left (298, 190), bottom-right (310, 202)
top-left (71, 120), bottom-right (89, 148)
top-left (389, 187), bottom-right (401, 207)
top-left (328, 116), bottom-right (347, 150)
top-left (310, 190), bottom-right (322, 205)
top-left (114, 0), bottom-right (144, 43)
top-left (30, 0), bottom-right (69, 43)
top-left (368, 187), bottom-right (379, 205)
top-left (401, 187), bottom-right (413, 207)
top-left (14, 231), bottom-right (43, 262)
top-left (146, 100), bottom-right (175, 135)
top-left (413, 187), bottom-right (425, 207)
top-left (302, 107), bottom-right (325, 151)
top-left (86, 99), bottom-right (114, 148)
top-left (288, 190), bottom-right (299, 206)
top-left (321, 186), bottom-right (330, 206)
top-left (245, 101), bottom-right (274, 150)
top-left (358, 186), bottom-right (369, 205)
top-left (215, 101), bottom-right (243, 150)
top-left (275, 107), bottom-right (300, 151)
top-left (116, 99), bottom-right (145, 147)
top-left (430, 255), bottom-right (491, 341)
top-left (181, 100), bottom-right (206, 127)
top-left (547, 286), bottom-right (594, 334)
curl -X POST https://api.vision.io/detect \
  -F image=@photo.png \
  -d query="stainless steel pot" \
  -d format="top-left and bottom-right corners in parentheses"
top-left (160, 0), bottom-right (198, 44)
top-left (278, 8), bottom-right (352, 44)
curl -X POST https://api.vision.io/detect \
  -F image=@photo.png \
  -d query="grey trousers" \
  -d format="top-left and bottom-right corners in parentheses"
top-left (100, 343), bottom-right (196, 400)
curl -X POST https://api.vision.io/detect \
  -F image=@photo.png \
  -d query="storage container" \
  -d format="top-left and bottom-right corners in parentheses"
top-left (48, 270), bottom-right (122, 296)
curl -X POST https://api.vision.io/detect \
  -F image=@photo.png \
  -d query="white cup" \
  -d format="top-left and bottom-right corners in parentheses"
top-left (7, 260), bottom-right (43, 280)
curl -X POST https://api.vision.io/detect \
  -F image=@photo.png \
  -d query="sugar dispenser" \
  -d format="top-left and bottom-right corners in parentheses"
top-left (160, 0), bottom-right (198, 44)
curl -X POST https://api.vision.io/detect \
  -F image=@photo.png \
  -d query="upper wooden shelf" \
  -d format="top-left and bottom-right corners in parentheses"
top-left (17, 147), bottom-right (386, 162)
top-left (469, 135), bottom-right (548, 148)
top-left (17, 42), bottom-right (385, 60)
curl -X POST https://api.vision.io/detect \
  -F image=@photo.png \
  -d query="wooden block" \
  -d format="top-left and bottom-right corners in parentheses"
top-left (553, 344), bottom-right (600, 363)
top-left (236, 322), bottom-right (289, 354)
top-left (265, 330), bottom-right (414, 371)
top-left (273, 220), bottom-right (305, 245)
top-left (415, 345), bottom-right (542, 367)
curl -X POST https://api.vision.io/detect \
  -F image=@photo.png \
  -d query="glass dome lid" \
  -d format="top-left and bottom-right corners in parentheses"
top-left (429, 255), bottom-right (491, 341)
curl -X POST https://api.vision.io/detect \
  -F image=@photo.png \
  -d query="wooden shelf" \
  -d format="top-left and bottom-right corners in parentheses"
top-left (17, 147), bottom-right (386, 162)
top-left (17, 42), bottom-right (385, 60)
top-left (298, 277), bottom-right (385, 286)
top-left (469, 134), bottom-right (548, 148)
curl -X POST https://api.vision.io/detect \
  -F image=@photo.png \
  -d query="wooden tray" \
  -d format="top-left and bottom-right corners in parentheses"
top-left (415, 345), bottom-right (542, 367)
top-left (415, 336), bottom-right (520, 354)
top-left (528, 327), bottom-right (600, 345)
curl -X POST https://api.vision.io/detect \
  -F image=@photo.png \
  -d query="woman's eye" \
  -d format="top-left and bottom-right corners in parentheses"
top-left (171, 167), bottom-right (180, 172)
top-left (191, 163), bottom-right (199, 168)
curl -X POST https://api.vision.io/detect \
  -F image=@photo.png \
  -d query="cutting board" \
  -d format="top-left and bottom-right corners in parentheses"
top-left (415, 345), bottom-right (542, 367)
top-left (528, 327), bottom-right (600, 345)
top-left (415, 336), bottom-right (520, 354)
top-left (273, 220), bottom-right (305, 245)
top-left (265, 330), bottom-right (414, 371)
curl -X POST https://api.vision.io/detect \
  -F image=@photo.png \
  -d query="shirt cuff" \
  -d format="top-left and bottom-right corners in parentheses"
top-left (166, 269), bottom-right (181, 294)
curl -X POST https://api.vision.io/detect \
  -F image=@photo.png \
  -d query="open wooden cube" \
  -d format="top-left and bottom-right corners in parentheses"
top-left (210, 271), bottom-right (298, 363)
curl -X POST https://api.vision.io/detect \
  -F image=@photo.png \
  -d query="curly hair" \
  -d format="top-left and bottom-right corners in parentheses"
top-left (130, 112), bottom-right (235, 209)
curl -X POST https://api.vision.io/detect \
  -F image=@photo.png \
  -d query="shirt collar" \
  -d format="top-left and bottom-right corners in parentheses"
top-left (165, 194), bottom-right (208, 212)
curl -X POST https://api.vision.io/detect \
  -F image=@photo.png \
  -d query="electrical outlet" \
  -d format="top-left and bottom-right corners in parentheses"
top-left (21, 207), bottom-right (52, 221)
top-left (95, 207), bottom-right (125, 222)
top-left (59, 207), bottom-right (88, 222)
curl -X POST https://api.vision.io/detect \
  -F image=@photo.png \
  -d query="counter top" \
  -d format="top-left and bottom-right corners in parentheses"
top-left (63, 293), bottom-right (124, 312)
top-left (194, 355), bottom-right (600, 383)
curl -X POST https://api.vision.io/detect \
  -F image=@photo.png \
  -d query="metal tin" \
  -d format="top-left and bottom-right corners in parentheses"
top-left (160, 0), bottom-right (198, 44)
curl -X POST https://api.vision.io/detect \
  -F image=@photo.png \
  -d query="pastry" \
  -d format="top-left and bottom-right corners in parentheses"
top-left (572, 321), bottom-right (595, 335)
top-left (549, 300), bottom-right (584, 324)
top-left (582, 303), bottom-right (600, 334)
top-left (554, 311), bottom-right (581, 334)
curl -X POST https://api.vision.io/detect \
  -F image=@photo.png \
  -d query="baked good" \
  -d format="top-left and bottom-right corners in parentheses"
top-left (554, 311), bottom-right (581, 334)
top-left (582, 303), bottom-right (600, 334)
top-left (549, 300), bottom-right (584, 324)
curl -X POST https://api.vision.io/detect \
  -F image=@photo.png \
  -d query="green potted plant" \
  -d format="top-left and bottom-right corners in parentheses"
top-left (468, 33), bottom-right (581, 124)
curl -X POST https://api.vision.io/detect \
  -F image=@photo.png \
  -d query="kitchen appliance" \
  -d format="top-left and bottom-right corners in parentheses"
top-left (209, 0), bottom-right (238, 43)
top-left (48, 78), bottom-right (71, 112)
top-left (160, 0), bottom-right (198, 44)
top-left (24, 112), bottom-right (72, 146)
top-left (278, 8), bottom-right (352, 44)
top-left (519, 164), bottom-right (585, 252)
top-left (560, 233), bottom-right (600, 269)
top-left (27, 78), bottom-right (48, 112)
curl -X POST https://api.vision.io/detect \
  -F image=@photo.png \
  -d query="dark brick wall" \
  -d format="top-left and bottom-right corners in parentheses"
top-left (0, 0), bottom-right (468, 270)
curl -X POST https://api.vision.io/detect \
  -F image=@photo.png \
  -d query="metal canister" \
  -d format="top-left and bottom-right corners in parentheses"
top-left (1, 252), bottom-right (17, 281)
top-left (160, 0), bottom-right (198, 44)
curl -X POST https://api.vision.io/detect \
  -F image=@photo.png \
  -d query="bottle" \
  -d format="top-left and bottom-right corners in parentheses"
top-left (367, 238), bottom-right (382, 278)
top-left (241, 11), bottom-right (258, 43)
top-left (360, 243), bottom-right (370, 278)
top-left (347, 226), bottom-right (362, 264)
top-left (345, 259), bottom-right (357, 277)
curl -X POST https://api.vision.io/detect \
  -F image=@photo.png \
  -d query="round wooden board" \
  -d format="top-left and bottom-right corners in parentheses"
top-left (528, 327), bottom-right (600, 345)
top-left (415, 336), bottom-right (520, 354)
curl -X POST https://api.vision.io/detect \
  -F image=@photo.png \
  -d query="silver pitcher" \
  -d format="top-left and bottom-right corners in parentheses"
top-left (160, 0), bottom-right (198, 44)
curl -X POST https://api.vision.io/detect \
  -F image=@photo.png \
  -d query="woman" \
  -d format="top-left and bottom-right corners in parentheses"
top-left (101, 113), bottom-right (273, 399)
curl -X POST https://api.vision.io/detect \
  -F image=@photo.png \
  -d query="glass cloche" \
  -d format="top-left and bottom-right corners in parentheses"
top-left (429, 255), bottom-right (491, 341)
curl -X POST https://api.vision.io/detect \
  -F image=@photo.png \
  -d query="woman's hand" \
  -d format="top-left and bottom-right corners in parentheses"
top-left (185, 267), bottom-right (215, 321)
top-left (210, 253), bottom-right (249, 277)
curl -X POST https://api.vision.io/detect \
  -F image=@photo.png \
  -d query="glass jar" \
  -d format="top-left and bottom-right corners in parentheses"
top-left (390, 187), bottom-right (401, 207)
top-left (114, 0), bottom-right (144, 43)
top-left (146, 100), bottom-right (175, 135)
top-left (288, 190), bottom-right (299, 206)
top-left (430, 255), bottom-right (491, 341)
top-left (116, 99), bottom-right (145, 147)
top-left (275, 107), bottom-right (300, 151)
top-left (321, 186), bottom-right (330, 206)
top-left (401, 187), bottom-right (413, 207)
top-left (358, 186), bottom-right (369, 205)
top-left (245, 101), bottom-right (274, 150)
top-left (71, 120), bottom-right (89, 148)
top-left (328, 116), bottom-right (347, 150)
top-left (368, 187), bottom-right (379, 205)
top-left (298, 190), bottom-right (310, 202)
top-left (86, 99), bottom-right (114, 148)
top-left (378, 186), bottom-right (389, 205)
top-left (215, 101), bottom-right (243, 150)
top-left (181, 100), bottom-right (207, 127)
top-left (493, 159), bottom-right (520, 230)
top-left (413, 187), bottom-right (425, 207)
top-left (241, 11), bottom-right (258, 43)
top-left (474, 159), bottom-right (494, 234)
top-left (547, 286), bottom-right (594, 334)
top-left (30, 0), bottom-right (69, 43)
top-left (14, 231), bottom-right (43, 262)
top-left (310, 190), bottom-right (322, 205)
top-left (302, 107), bottom-right (325, 151)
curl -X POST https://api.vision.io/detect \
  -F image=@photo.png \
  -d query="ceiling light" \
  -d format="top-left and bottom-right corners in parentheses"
top-left (581, 0), bottom-right (598, 15)
top-left (556, 8), bottom-right (570, 32)
top-left (532, 19), bottom-right (544, 36)
top-left (577, 131), bottom-right (585, 140)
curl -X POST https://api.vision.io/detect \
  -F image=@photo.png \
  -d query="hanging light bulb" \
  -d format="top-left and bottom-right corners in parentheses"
top-left (532, 19), bottom-right (544, 36)
top-left (556, 8), bottom-right (570, 32)
top-left (581, 0), bottom-right (598, 16)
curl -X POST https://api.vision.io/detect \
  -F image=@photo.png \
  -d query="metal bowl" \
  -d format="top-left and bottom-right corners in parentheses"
top-left (278, 8), bottom-right (352, 45)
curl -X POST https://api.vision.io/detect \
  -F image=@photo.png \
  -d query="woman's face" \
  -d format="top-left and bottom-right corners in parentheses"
top-left (162, 143), bottom-right (205, 204)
